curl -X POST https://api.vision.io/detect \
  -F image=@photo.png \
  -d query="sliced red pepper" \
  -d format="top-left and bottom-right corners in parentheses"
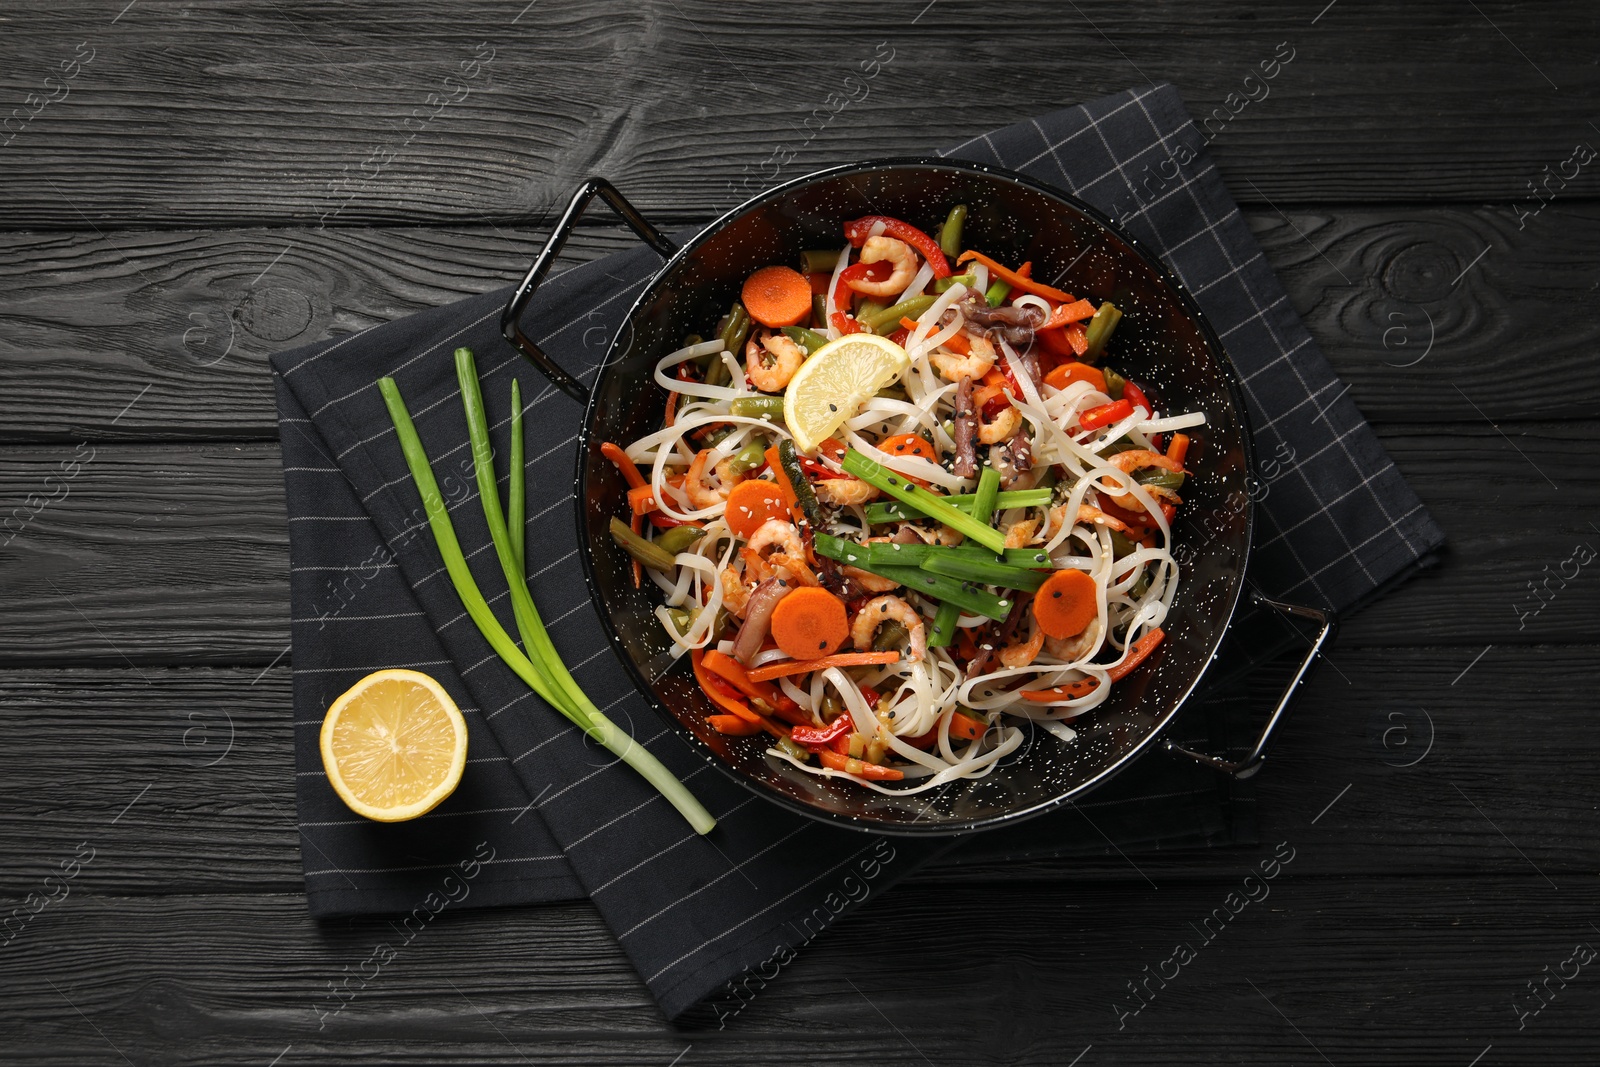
top-left (1079, 399), bottom-right (1133, 431)
top-left (888, 326), bottom-right (910, 347)
top-left (828, 260), bottom-right (890, 335)
top-left (647, 511), bottom-right (698, 530)
top-left (843, 215), bottom-right (952, 277)
top-left (790, 713), bottom-right (853, 749)
top-left (1123, 380), bottom-right (1154, 417)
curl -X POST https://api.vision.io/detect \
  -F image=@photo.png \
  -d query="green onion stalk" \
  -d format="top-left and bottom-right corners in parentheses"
top-left (378, 352), bottom-right (716, 835)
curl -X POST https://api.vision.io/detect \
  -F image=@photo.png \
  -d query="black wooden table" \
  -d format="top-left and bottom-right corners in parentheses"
top-left (3, 3), bottom-right (1597, 1064)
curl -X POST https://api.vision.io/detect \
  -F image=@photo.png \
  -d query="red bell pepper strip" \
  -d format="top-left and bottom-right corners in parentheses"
top-left (1107, 628), bottom-right (1165, 682)
top-left (600, 441), bottom-right (647, 489)
top-left (818, 749), bottom-right (905, 781)
top-left (790, 713), bottom-right (854, 749)
top-left (843, 215), bottom-right (952, 277)
top-left (1079, 398), bottom-right (1133, 431)
top-left (828, 260), bottom-right (890, 335)
top-left (1122, 380), bottom-right (1154, 417)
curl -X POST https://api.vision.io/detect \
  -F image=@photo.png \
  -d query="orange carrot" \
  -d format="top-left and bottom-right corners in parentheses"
top-left (956, 250), bottom-right (1074, 303)
top-left (629, 514), bottom-right (643, 589)
top-left (707, 714), bottom-right (763, 736)
top-left (1032, 569), bottom-right (1099, 640)
top-left (628, 483), bottom-right (659, 516)
top-left (600, 441), bottom-right (647, 489)
top-left (1019, 678), bottom-right (1100, 703)
top-left (702, 649), bottom-right (779, 705)
top-left (879, 432), bottom-right (937, 463)
top-left (1167, 433), bottom-right (1191, 467)
top-left (1107, 628), bottom-right (1165, 682)
top-left (725, 480), bottom-right (790, 539)
top-left (763, 445), bottom-right (806, 526)
top-left (948, 709), bottom-right (988, 740)
top-left (818, 749), bottom-right (904, 781)
top-left (769, 587), bottom-right (849, 660)
top-left (742, 265), bottom-right (813, 328)
top-left (691, 648), bottom-right (761, 722)
top-left (1040, 298), bottom-right (1097, 330)
top-left (746, 650), bottom-right (901, 683)
top-left (1043, 361), bottom-right (1107, 393)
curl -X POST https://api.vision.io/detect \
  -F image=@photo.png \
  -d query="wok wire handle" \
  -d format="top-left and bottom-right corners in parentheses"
top-left (1164, 594), bottom-right (1336, 780)
top-left (501, 178), bottom-right (678, 405)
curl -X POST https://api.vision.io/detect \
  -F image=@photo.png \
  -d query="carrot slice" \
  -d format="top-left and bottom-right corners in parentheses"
top-left (628, 483), bottom-right (659, 516)
top-left (1019, 678), bottom-right (1100, 703)
top-left (600, 441), bottom-right (647, 489)
top-left (707, 714), bottom-right (763, 736)
top-left (768, 587), bottom-right (849, 660)
top-left (742, 265), bottom-right (814, 328)
top-left (818, 749), bottom-right (905, 781)
top-left (1106, 628), bottom-right (1165, 682)
top-left (725, 480), bottom-right (789, 539)
top-left (948, 709), bottom-right (988, 740)
top-left (1043, 362), bottom-right (1107, 393)
top-left (1032, 569), bottom-right (1099, 640)
top-left (1167, 433), bottom-right (1191, 467)
top-left (746, 650), bottom-right (901, 683)
top-left (691, 648), bottom-right (760, 722)
top-left (956, 250), bottom-right (1074, 303)
top-left (1040, 298), bottom-right (1097, 330)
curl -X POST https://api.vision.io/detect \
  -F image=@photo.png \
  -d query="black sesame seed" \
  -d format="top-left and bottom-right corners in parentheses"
top-left (828, 403), bottom-right (837, 412)
top-left (819, 640), bottom-right (827, 649)
top-left (1052, 590), bottom-right (1062, 598)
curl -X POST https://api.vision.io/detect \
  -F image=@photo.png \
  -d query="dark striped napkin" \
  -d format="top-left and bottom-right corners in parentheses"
top-left (270, 83), bottom-right (1443, 1020)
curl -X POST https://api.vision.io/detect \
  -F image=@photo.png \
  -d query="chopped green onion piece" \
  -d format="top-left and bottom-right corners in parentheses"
top-left (840, 449), bottom-right (1007, 553)
top-left (866, 488), bottom-right (1050, 524)
top-left (1084, 301), bottom-right (1122, 359)
top-left (813, 533), bottom-right (1013, 622)
top-left (922, 554), bottom-right (1048, 593)
top-left (930, 467), bottom-right (1000, 646)
top-left (985, 279), bottom-right (1012, 307)
top-left (934, 271), bottom-right (976, 292)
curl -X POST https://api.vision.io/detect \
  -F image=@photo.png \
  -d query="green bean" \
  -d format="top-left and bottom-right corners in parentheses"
top-left (709, 301), bottom-right (750, 387)
top-left (872, 620), bottom-right (911, 653)
top-left (875, 384), bottom-right (909, 402)
top-left (801, 249), bottom-right (840, 273)
top-left (811, 293), bottom-right (827, 327)
top-left (776, 736), bottom-right (814, 762)
top-left (1109, 529), bottom-right (1138, 560)
top-left (666, 606), bottom-right (698, 633)
top-left (985, 279), bottom-right (1012, 307)
top-left (1101, 366), bottom-right (1127, 400)
top-left (610, 516), bottom-right (675, 572)
top-left (655, 525), bottom-right (706, 555)
top-left (865, 488), bottom-right (1052, 524)
top-left (867, 294), bottom-right (938, 334)
top-left (934, 271), bottom-right (977, 292)
top-left (778, 438), bottom-right (824, 528)
top-left (507, 378), bottom-right (525, 576)
top-left (820, 692), bottom-right (844, 721)
top-left (728, 396), bottom-right (786, 423)
top-left (840, 449), bottom-right (1007, 553)
top-left (939, 204), bottom-right (967, 257)
top-left (1084, 301), bottom-right (1122, 359)
top-left (725, 441), bottom-right (767, 474)
top-left (858, 299), bottom-right (887, 323)
top-left (930, 466), bottom-right (1001, 646)
top-left (682, 333), bottom-right (703, 347)
top-left (1135, 469), bottom-right (1186, 491)
top-left (782, 325), bottom-right (828, 354)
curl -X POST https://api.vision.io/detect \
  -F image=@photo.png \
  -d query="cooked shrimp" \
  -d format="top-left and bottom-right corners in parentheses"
top-left (1004, 516), bottom-right (1041, 549)
top-left (978, 404), bottom-right (1022, 445)
top-left (1049, 502), bottom-right (1131, 536)
top-left (851, 595), bottom-right (927, 664)
top-left (767, 552), bottom-right (819, 587)
top-left (1044, 616), bottom-right (1103, 663)
top-left (846, 236), bottom-right (918, 297)
top-left (720, 565), bottom-right (752, 617)
top-left (746, 518), bottom-right (805, 562)
top-left (685, 448), bottom-right (744, 509)
top-left (813, 476), bottom-right (881, 507)
top-left (998, 614), bottom-right (1045, 669)
top-left (929, 333), bottom-right (997, 382)
top-left (744, 330), bottom-right (806, 393)
top-left (1103, 449), bottom-right (1184, 505)
top-left (841, 565), bottom-right (902, 593)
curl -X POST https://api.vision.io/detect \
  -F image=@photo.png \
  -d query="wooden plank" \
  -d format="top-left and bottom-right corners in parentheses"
top-left (0, 424), bottom-right (1592, 663)
top-left (0, 1), bottom-right (1595, 227)
top-left (1, 638), bottom-right (1594, 895)
top-left (2, 204), bottom-right (1597, 442)
top-left (3, 877), bottom-right (1597, 1064)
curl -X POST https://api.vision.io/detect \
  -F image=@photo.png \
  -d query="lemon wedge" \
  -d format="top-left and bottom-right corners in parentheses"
top-left (782, 333), bottom-right (910, 454)
top-left (319, 669), bottom-right (468, 822)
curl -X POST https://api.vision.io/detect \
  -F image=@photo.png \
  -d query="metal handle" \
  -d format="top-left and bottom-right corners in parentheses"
top-left (1164, 593), bottom-right (1336, 780)
top-left (500, 178), bottom-right (678, 404)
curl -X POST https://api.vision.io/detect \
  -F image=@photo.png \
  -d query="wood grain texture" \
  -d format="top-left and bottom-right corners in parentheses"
top-left (0, 1), bottom-right (1595, 228)
top-left (3, 878), bottom-right (1596, 1065)
top-left (2, 640), bottom-right (1596, 896)
top-left (3, 204), bottom-right (1598, 441)
top-left (1, 424), bottom-right (1592, 664)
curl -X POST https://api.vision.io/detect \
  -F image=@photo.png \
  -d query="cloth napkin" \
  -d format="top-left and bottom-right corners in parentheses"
top-left (270, 83), bottom-right (1444, 1020)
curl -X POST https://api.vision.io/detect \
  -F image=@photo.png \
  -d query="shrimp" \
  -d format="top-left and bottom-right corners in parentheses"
top-left (1049, 502), bottom-right (1131, 536)
top-left (744, 330), bottom-right (806, 393)
top-left (842, 536), bottom-right (906, 593)
top-left (767, 552), bottom-right (819, 587)
top-left (851, 595), bottom-right (927, 664)
top-left (1004, 517), bottom-right (1041, 549)
top-left (746, 518), bottom-right (805, 564)
top-left (685, 448), bottom-right (745, 509)
top-left (998, 614), bottom-right (1045, 669)
top-left (720, 565), bottom-right (752, 617)
top-left (978, 404), bottom-right (1022, 445)
top-left (846, 236), bottom-right (918, 297)
top-left (930, 333), bottom-right (997, 382)
top-left (1044, 616), bottom-right (1103, 663)
top-left (1104, 449), bottom-right (1184, 506)
top-left (813, 476), bottom-right (881, 507)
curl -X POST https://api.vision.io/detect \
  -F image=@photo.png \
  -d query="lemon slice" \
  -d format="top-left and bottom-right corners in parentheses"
top-left (782, 333), bottom-right (911, 453)
top-left (320, 669), bottom-right (468, 822)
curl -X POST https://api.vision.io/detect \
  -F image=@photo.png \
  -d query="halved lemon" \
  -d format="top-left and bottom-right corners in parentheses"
top-left (319, 669), bottom-right (468, 822)
top-left (782, 332), bottom-right (911, 453)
